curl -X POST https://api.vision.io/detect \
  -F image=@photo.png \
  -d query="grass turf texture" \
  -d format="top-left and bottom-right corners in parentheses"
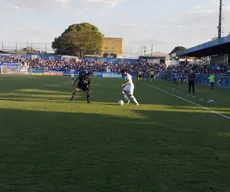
top-left (0, 75), bottom-right (230, 192)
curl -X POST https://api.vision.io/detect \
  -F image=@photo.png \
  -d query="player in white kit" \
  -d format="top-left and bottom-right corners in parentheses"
top-left (70, 68), bottom-right (75, 83)
top-left (121, 69), bottom-right (139, 105)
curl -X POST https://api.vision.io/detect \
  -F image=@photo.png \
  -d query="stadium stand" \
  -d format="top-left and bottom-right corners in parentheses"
top-left (1, 34), bottom-right (230, 88)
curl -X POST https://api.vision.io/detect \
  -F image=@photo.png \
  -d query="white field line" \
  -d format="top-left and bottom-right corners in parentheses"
top-left (147, 84), bottom-right (230, 120)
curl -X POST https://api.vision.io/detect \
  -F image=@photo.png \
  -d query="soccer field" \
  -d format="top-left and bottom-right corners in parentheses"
top-left (0, 75), bottom-right (230, 192)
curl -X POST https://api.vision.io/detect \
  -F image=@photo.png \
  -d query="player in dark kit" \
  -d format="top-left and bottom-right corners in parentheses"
top-left (69, 72), bottom-right (91, 103)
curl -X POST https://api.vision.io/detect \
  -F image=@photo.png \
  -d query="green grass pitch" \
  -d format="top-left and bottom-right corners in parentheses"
top-left (0, 75), bottom-right (230, 192)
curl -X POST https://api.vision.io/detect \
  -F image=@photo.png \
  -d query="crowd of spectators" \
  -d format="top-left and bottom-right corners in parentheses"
top-left (168, 63), bottom-right (230, 75)
top-left (1, 54), bottom-right (230, 75)
top-left (0, 54), bottom-right (167, 74)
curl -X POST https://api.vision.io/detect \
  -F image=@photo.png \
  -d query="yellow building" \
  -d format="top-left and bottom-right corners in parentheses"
top-left (102, 37), bottom-right (123, 58)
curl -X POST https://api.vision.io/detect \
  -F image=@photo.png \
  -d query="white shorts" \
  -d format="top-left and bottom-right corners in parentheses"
top-left (123, 83), bottom-right (134, 95)
top-left (71, 74), bottom-right (75, 78)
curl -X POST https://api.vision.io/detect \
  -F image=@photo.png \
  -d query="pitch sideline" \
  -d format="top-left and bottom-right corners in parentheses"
top-left (147, 84), bottom-right (230, 120)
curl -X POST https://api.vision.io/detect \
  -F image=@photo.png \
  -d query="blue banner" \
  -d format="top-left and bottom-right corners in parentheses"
top-left (0, 62), bottom-right (20, 66)
top-left (1, 63), bottom-right (27, 74)
top-left (31, 69), bottom-right (44, 73)
top-left (101, 72), bottom-right (122, 78)
top-left (92, 71), bottom-right (102, 77)
top-left (63, 71), bottom-right (71, 76)
top-left (63, 70), bottom-right (80, 76)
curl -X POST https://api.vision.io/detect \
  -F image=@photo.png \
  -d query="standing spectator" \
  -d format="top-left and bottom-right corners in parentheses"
top-left (173, 70), bottom-right (178, 85)
top-left (209, 72), bottom-right (215, 90)
top-left (188, 70), bottom-right (196, 94)
top-left (180, 72), bottom-right (184, 83)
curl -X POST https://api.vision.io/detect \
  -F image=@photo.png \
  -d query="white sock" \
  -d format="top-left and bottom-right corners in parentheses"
top-left (122, 92), bottom-right (130, 102)
top-left (130, 95), bottom-right (138, 104)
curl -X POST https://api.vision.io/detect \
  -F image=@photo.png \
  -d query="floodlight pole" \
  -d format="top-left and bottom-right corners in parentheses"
top-left (218, 0), bottom-right (222, 38)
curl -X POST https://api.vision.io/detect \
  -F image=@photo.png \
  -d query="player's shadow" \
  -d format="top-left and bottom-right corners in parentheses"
top-left (1, 107), bottom-right (230, 191)
top-left (0, 92), bottom-right (93, 103)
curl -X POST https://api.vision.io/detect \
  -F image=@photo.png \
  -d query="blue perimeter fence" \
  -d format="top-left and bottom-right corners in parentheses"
top-left (30, 69), bottom-right (230, 88)
top-left (0, 63), bottom-right (230, 88)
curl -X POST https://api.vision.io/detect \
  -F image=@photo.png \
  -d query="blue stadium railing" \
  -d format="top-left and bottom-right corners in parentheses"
top-left (165, 73), bottom-right (230, 88)
top-left (196, 74), bottom-right (230, 88)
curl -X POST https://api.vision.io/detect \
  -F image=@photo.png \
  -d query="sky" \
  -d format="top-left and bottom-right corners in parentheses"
top-left (0, 0), bottom-right (230, 57)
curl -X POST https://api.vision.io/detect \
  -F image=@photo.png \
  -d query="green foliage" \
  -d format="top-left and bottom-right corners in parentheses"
top-left (52, 22), bottom-right (103, 58)
top-left (169, 46), bottom-right (186, 55)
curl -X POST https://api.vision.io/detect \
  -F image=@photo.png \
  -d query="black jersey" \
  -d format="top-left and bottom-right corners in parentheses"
top-left (188, 73), bottom-right (196, 82)
top-left (78, 74), bottom-right (90, 87)
top-left (77, 74), bottom-right (85, 85)
top-left (82, 76), bottom-right (90, 86)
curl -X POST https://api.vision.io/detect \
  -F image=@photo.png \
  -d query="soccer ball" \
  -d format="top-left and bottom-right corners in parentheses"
top-left (118, 100), bottom-right (124, 105)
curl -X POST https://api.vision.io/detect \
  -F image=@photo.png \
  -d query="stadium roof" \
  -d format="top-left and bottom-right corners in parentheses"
top-left (176, 35), bottom-right (230, 57)
top-left (0, 50), bottom-right (9, 54)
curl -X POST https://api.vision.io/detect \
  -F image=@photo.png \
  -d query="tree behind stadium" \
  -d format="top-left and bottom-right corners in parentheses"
top-left (52, 22), bottom-right (103, 58)
top-left (169, 46), bottom-right (186, 56)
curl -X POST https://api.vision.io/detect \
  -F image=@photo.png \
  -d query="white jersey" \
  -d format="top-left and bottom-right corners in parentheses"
top-left (123, 73), bottom-right (134, 95)
top-left (124, 73), bottom-right (133, 85)
top-left (70, 69), bottom-right (75, 75)
top-left (70, 69), bottom-right (75, 78)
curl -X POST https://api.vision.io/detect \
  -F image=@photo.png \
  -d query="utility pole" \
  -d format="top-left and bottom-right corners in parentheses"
top-left (141, 46), bottom-right (147, 56)
top-left (129, 47), bottom-right (132, 58)
top-left (144, 46), bottom-right (146, 56)
top-left (218, 0), bottom-right (222, 38)
top-left (151, 44), bottom-right (153, 56)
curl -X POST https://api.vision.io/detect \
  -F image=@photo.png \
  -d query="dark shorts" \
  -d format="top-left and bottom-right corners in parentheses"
top-left (211, 82), bottom-right (214, 85)
top-left (150, 75), bottom-right (154, 78)
top-left (77, 84), bottom-right (89, 92)
top-left (138, 75), bottom-right (142, 78)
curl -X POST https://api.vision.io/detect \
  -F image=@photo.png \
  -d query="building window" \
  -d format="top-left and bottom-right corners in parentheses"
top-left (111, 47), bottom-right (115, 53)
